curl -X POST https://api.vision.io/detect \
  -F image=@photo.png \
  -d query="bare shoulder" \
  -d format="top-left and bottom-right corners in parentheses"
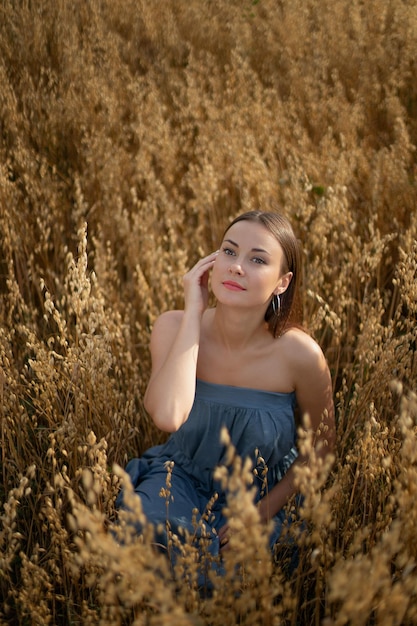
top-left (278, 327), bottom-right (326, 367)
top-left (152, 310), bottom-right (184, 334)
top-left (276, 327), bottom-right (330, 394)
top-left (278, 327), bottom-right (334, 438)
top-left (149, 310), bottom-right (184, 347)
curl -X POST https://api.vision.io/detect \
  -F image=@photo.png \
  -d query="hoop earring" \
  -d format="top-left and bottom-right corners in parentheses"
top-left (272, 294), bottom-right (281, 316)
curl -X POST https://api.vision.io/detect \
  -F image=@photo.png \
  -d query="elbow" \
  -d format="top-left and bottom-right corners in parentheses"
top-left (143, 396), bottom-right (187, 433)
top-left (152, 414), bottom-right (181, 433)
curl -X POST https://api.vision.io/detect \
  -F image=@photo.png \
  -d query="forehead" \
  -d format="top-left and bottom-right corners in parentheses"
top-left (224, 220), bottom-right (282, 252)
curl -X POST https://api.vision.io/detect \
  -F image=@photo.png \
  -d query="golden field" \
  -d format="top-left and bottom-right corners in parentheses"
top-left (0, 0), bottom-right (416, 623)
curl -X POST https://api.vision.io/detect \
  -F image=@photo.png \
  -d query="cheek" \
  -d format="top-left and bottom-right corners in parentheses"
top-left (212, 256), bottom-right (223, 275)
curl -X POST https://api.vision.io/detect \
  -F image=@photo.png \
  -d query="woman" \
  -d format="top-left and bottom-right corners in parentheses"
top-left (117, 210), bottom-right (335, 577)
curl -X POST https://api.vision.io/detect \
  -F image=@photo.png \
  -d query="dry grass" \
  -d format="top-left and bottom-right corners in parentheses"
top-left (0, 0), bottom-right (416, 623)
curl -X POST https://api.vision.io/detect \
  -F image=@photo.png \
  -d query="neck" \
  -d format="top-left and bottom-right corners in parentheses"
top-left (210, 303), bottom-right (268, 351)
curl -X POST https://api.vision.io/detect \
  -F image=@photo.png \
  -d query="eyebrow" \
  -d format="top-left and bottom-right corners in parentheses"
top-left (224, 238), bottom-right (271, 255)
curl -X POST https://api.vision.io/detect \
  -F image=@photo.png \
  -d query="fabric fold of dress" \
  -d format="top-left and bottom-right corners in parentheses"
top-left (116, 379), bottom-right (298, 580)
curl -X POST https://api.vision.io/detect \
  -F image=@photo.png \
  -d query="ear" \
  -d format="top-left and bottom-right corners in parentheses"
top-left (275, 271), bottom-right (293, 296)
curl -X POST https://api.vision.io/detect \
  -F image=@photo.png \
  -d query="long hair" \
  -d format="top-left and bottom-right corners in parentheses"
top-left (223, 210), bottom-right (302, 337)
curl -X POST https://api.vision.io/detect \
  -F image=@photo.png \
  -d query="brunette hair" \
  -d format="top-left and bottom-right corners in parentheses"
top-left (223, 210), bottom-right (302, 337)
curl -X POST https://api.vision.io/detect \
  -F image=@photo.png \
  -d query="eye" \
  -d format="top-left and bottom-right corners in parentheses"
top-left (222, 247), bottom-right (235, 256)
top-left (252, 257), bottom-right (266, 264)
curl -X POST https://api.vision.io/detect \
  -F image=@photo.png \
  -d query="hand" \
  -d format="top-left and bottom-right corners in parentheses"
top-left (257, 497), bottom-right (270, 525)
top-left (183, 251), bottom-right (219, 315)
top-left (218, 523), bottom-right (231, 552)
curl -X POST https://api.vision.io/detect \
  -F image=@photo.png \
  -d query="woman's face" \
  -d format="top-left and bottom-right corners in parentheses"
top-left (211, 220), bottom-right (292, 310)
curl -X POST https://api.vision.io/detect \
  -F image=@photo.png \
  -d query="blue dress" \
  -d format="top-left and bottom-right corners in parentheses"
top-left (117, 379), bottom-right (298, 560)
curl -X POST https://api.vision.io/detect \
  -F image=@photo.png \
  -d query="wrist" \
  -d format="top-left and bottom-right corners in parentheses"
top-left (182, 306), bottom-right (204, 325)
top-left (257, 497), bottom-right (270, 524)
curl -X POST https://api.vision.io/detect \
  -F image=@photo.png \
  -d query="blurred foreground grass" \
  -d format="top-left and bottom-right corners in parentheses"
top-left (0, 0), bottom-right (416, 623)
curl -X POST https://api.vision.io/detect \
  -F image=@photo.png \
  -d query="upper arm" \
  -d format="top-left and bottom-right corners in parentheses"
top-left (287, 332), bottom-right (336, 455)
top-left (144, 311), bottom-right (183, 389)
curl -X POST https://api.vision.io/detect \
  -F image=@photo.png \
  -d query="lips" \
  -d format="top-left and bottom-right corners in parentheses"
top-left (222, 281), bottom-right (246, 291)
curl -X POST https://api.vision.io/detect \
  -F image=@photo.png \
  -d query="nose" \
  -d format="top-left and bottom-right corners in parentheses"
top-left (228, 260), bottom-right (244, 275)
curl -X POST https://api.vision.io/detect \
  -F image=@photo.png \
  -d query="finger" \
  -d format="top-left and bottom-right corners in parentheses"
top-left (200, 270), bottom-right (209, 289)
top-left (218, 523), bottom-right (229, 541)
top-left (184, 252), bottom-right (218, 288)
top-left (220, 541), bottom-right (230, 552)
top-left (190, 253), bottom-right (218, 279)
top-left (197, 250), bottom-right (219, 267)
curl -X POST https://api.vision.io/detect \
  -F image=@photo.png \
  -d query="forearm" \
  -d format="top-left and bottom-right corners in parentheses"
top-left (258, 439), bottom-right (335, 523)
top-left (258, 463), bottom-right (298, 523)
top-left (144, 311), bottom-right (201, 432)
